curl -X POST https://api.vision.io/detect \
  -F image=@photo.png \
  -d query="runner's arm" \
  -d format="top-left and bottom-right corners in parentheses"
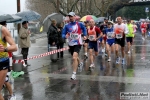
top-left (124, 24), bottom-right (129, 34)
top-left (96, 27), bottom-right (102, 40)
top-left (2, 26), bottom-right (17, 52)
top-left (62, 25), bottom-right (67, 38)
top-left (80, 23), bottom-right (87, 36)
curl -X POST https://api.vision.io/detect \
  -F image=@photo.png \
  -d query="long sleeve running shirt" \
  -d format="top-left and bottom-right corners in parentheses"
top-left (62, 21), bottom-right (87, 46)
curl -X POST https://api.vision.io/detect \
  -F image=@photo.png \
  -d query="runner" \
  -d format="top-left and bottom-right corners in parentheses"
top-left (1, 21), bottom-right (16, 100)
top-left (126, 19), bottom-right (134, 54)
top-left (99, 18), bottom-right (108, 54)
top-left (0, 21), bottom-right (17, 100)
top-left (140, 20), bottom-right (147, 40)
top-left (83, 21), bottom-right (89, 59)
top-left (132, 21), bottom-right (138, 34)
top-left (114, 17), bottom-right (129, 64)
top-left (88, 19), bottom-right (103, 68)
top-left (105, 22), bottom-right (115, 62)
top-left (62, 12), bottom-right (87, 80)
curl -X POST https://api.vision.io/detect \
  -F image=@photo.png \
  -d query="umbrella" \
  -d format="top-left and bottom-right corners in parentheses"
top-left (64, 15), bottom-right (80, 22)
top-left (16, 10), bottom-right (41, 22)
top-left (0, 14), bottom-right (14, 22)
top-left (7, 15), bottom-right (22, 23)
top-left (43, 13), bottom-right (63, 32)
top-left (0, 14), bottom-right (22, 23)
top-left (80, 15), bottom-right (97, 22)
top-left (95, 17), bottom-right (105, 23)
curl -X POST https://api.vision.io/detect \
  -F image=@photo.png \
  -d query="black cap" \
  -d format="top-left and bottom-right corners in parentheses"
top-left (0, 21), bottom-right (6, 26)
top-left (22, 21), bottom-right (28, 25)
top-left (84, 20), bottom-right (89, 23)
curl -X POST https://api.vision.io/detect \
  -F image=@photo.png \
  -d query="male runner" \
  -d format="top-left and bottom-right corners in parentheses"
top-left (126, 19), bottom-right (134, 54)
top-left (114, 17), bottom-right (128, 64)
top-left (62, 12), bottom-right (87, 80)
top-left (140, 20), bottom-right (147, 40)
top-left (88, 19), bottom-right (102, 68)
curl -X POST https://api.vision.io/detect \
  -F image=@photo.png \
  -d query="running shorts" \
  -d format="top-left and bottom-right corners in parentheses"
top-left (0, 58), bottom-right (9, 71)
top-left (126, 37), bottom-right (133, 44)
top-left (115, 38), bottom-right (125, 47)
top-left (69, 45), bottom-right (82, 56)
top-left (88, 41), bottom-right (99, 52)
top-left (106, 39), bottom-right (115, 46)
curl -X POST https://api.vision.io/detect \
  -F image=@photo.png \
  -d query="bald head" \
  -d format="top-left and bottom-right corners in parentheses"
top-left (89, 19), bottom-right (95, 27)
top-left (116, 17), bottom-right (122, 24)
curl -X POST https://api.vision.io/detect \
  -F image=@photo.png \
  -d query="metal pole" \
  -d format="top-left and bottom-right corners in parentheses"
top-left (17, 0), bottom-right (21, 33)
top-left (57, 0), bottom-right (59, 13)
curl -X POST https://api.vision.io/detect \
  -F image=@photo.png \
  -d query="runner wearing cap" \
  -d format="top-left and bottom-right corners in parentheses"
top-left (114, 17), bottom-right (129, 64)
top-left (88, 19), bottom-right (103, 68)
top-left (62, 12), bottom-right (87, 80)
top-left (105, 22), bottom-right (115, 62)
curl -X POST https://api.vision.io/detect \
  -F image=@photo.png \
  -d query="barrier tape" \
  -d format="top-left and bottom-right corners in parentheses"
top-left (12, 47), bottom-right (69, 66)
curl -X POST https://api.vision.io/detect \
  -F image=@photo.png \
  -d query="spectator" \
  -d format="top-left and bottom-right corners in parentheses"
top-left (19, 21), bottom-right (31, 66)
top-left (57, 22), bottom-right (65, 59)
top-left (47, 19), bottom-right (63, 59)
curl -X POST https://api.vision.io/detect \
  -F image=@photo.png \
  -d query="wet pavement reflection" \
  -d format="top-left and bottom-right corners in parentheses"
top-left (3, 32), bottom-right (150, 100)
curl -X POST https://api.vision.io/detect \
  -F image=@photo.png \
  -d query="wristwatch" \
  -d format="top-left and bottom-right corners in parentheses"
top-left (4, 48), bottom-right (8, 52)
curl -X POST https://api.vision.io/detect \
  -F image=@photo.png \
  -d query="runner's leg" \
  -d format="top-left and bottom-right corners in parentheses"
top-left (0, 69), bottom-right (8, 100)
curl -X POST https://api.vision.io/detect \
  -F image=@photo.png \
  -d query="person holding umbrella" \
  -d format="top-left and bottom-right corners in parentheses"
top-left (0, 21), bottom-right (17, 100)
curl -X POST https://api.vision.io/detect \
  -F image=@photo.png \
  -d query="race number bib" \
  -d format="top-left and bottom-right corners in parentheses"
top-left (107, 32), bottom-right (113, 39)
top-left (70, 33), bottom-right (79, 40)
top-left (89, 35), bottom-right (95, 41)
top-left (116, 33), bottom-right (122, 39)
top-left (141, 28), bottom-right (145, 31)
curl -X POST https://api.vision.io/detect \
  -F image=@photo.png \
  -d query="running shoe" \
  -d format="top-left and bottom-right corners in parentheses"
top-left (142, 37), bottom-right (145, 40)
top-left (84, 55), bottom-right (88, 60)
top-left (9, 94), bottom-right (16, 100)
top-left (71, 73), bottom-right (76, 80)
top-left (89, 64), bottom-right (95, 68)
top-left (78, 62), bottom-right (83, 67)
top-left (116, 57), bottom-right (120, 64)
top-left (78, 62), bottom-right (83, 72)
top-left (128, 50), bottom-right (131, 54)
top-left (102, 48), bottom-right (105, 53)
top-left (107, 57), bottom-right (111, 62)
top-left (122, 59), bottom-right (125, 65)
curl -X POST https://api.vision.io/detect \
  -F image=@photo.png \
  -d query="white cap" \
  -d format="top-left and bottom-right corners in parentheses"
top-left (68, 12), bottom-right (75, 16)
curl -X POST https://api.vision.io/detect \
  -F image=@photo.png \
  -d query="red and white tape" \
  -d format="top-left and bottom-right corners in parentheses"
top-left (13, 47), bottom-right (69, 66)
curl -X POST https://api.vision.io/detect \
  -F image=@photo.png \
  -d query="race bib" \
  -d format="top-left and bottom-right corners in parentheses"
top-left (89, 35), bottom-right (95, 41)
top-left (70, 33), bottom-right (79, 40)
top-left (107, 32), bottom-right (113, 39)
top-left (116, 33), bottom-right (122, 39)
top-left (141, 28), bottom-right (145, 31)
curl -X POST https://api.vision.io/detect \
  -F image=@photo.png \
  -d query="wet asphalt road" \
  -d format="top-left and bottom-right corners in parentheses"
top-left (3, 32), bottom-right (150, 100)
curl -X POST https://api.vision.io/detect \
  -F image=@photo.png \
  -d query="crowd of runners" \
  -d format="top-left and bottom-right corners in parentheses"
top-left (62, 12), bottom-right (150, 80)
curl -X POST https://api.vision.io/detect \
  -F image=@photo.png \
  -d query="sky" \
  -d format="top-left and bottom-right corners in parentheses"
top-left (0, 0), bottom-right (26, 14)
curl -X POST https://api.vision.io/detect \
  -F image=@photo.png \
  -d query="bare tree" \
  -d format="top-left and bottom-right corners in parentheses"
top-left (26, 0), bottom-right (57, 22)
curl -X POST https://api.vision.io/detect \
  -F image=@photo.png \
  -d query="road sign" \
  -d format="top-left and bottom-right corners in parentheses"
top-left (145, 7), bottom-right (149, 12)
